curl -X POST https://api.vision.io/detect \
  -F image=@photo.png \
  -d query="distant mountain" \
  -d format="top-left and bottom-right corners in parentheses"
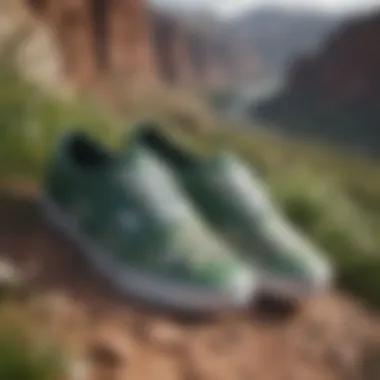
top-left (254, 10), bottom-right (380, 158)
top-left (224, 6), bottom-right (345, 78)
top-left (158, 5), bottom-right (347, 83)
top-left (143, 4), bottom-right (348, 86)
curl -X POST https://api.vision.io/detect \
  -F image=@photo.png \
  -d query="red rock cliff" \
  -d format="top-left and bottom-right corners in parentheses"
top-left (153, 19), bottom-right (233, 89)
top-left (151, 11), bottom-right (196, 87)
top-left (26, 0), bottom-right (159, 88)
top-left (285, 11), bottom-right (380, 105)
top-left (256, 11), bottom-right (380, 157)
top-left (24, 0), bottom-right (238, 90)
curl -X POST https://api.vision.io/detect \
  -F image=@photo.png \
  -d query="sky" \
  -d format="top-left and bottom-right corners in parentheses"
top-left (152, 0), bottom-right (380, 17)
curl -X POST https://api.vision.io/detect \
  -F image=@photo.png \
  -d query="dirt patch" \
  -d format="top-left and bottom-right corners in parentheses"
top-left (0, 191), bottom-right (378, 380)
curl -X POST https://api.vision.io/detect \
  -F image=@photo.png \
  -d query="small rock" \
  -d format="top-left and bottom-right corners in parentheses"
top-left (0, 259), bottom-right (25, 296)
top-left (0, 259), bottom-right (21, 281)
top-left (87, 343), bottom-right (123, 368)
top-left (144, 321), bottom-right (185, 352)
top-left (87, 334), bottom-right (131, 368)
top-left (69, 359), bottom-right (89, 380)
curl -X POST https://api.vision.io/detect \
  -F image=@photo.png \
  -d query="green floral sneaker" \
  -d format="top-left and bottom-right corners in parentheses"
top-left (40, 130), bottom-right (258, 312)
top-left (127, 121), bottom-right (333, 301)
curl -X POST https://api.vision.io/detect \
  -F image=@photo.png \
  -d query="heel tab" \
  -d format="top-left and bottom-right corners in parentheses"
top-left (54, 127), bottom-right (86, 148)
top-left (49, 128), bottom-right (104, 168)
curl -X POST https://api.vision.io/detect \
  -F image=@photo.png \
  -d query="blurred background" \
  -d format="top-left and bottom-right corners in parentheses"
top-left (0, 0), bottom-right (380, 379)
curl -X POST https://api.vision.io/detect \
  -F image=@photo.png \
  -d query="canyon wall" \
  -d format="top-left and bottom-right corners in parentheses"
top-left (255, 11), bottom-right (380, 157)
top-left (26, 0), bottom-right (158, 88)
top-left (24, 0), bottom-right (238, 90)
top-left (0, 0), bottom-right (69, 93)
top-left (286, 12), bottom-right (380, 105)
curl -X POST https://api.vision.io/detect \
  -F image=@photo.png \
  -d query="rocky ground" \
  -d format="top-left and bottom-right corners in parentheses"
top-left (0, 190), bottom-right (379, 380)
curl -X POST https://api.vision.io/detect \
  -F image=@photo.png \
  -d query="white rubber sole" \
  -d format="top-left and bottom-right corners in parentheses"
top-left (37, 195), bottom-right (259, 313)
top-left (253, 248), bottom-right (333, 302)
top-left (257, 269), bottom-right (332, 303)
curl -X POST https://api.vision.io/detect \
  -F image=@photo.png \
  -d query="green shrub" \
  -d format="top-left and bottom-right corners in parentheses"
top-left (0, 41), bottom-right (122, 182)
top-left (338, 258), bottom-right (380, 309)
top-left (0, 324), bottom-right (64, 380)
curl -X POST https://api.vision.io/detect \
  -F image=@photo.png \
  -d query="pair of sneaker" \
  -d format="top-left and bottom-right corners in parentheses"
top-left (40, 121), bottom-right (333, 312)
